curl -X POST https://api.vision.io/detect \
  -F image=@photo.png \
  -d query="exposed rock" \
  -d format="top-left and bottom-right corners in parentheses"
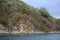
top-left (0, 0), bottom-right (59, 34)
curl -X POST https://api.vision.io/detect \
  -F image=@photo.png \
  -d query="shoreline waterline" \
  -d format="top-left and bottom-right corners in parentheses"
top-left (0, 31), bottom-right (60, 35)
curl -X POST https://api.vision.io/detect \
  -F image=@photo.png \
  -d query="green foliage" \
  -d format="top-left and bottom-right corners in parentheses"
top-left (0, 0), bottom-right (7, 15)
top-left (14, 14), bottom-right (22, 21)
top-left (17, 2), bottom-right (24, 12)
top-left (24, 8), bottom-right (31, 15)
top-left (39, 8), bottom-right (50, 18)
top-left (30, 18), bottom-right (36, 23)
top-left (48, 16), bottom-right (55, 22)
top-left (12, 19), bottom-right (16, 25)
top-left (56, 19), bottom-right (60, 25)
top-left (43, 27), bottom-right (51, 32)
top-left (56, 19), bottom-right (60, 31)
top-left (17, 1), bottom-right (31, 15)
top-left (0, 18), bottom-right (9, 25)
top-left (0, 0), bottom-right (58, 32)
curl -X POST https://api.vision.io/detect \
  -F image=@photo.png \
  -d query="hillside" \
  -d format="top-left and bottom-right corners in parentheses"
top-left (0, 0), bottom-right (59, 33)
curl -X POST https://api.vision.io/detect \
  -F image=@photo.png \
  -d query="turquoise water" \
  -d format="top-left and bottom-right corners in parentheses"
top-left (0, 34), bottom-right (60, 40)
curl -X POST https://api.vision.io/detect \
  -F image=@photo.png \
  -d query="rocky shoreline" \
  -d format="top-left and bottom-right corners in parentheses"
top-left (0, 31), bottom-right (60, 35)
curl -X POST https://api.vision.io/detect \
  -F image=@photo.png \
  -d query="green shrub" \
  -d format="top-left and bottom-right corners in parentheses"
top-left (12, 19), bottom-right (16, 25)
top-left (48, 16), bottom-right (55, 22)
top-left (17, 4), bottom-right (24, 12)
top-left (14, 14), bottom-right (22, 21)
top-left (0, 18), bottom-right (9, 25)
top-left (30, 19), bottom-right (36, 23)
top-left (43, 27), bottom-right (51, 33)
top-left (0, 0), bottom-right (7, 15)
top-left (39, 8), bottom-right (50, 18)
top-left (23, 8), bottom-right (31, 15)
top-left (56, 19), bottom-right (60, 31)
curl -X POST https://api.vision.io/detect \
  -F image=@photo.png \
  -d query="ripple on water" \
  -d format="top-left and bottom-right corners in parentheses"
top-left (0, 34), bottom-right (60, 40)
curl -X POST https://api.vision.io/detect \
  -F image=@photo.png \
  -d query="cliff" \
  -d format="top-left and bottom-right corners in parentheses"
top-left (0, 0), bottom-right (59, 33)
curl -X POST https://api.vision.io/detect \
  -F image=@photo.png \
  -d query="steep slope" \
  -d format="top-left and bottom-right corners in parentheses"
top-left (56, 19), bottom-right (60, 31)
top-left (0, 0), bottom-right (58, 33)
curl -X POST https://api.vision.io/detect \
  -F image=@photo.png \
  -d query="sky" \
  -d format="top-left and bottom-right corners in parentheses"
top-left (22, 0), bottom-right (60, 19)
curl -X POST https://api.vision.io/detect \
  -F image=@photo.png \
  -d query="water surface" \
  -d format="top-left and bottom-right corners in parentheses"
top-left (0, 34), bottom-right (60, 40)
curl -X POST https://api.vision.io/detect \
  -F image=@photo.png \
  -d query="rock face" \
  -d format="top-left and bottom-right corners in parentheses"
top-left (19, 20), bottom-right (34, 33)
top-left (0, 24), bottom-right (7, 33)
top-left (10, 20), bottom-right (34, 33)
top-left (0, 0), bottom-right (59, 33)
top-left (0, 20), bottom-right (34, 33)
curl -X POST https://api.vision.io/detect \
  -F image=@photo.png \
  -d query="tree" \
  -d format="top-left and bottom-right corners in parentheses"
top-left (14, 14), bottom-right (22, 21)
top-left (0, 18), bottom-right (9, 26)
top-left (0, 0), bottom-right (7, 15)
top-left (39, 8), bottom-right (50, 18)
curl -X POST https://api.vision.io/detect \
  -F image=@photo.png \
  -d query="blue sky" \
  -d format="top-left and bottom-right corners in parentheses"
top-left (22, 0), bottom-right (60, 19)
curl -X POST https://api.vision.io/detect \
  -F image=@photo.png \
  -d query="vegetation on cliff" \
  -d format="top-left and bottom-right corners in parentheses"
top-left (0, 0), bottom-right (59, 33)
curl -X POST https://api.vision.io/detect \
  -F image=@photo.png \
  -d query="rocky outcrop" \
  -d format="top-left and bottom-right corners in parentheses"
top-left (0, 0), bottom-right (59, 34)
top-left (12, 20), bottom-right (34, 33)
